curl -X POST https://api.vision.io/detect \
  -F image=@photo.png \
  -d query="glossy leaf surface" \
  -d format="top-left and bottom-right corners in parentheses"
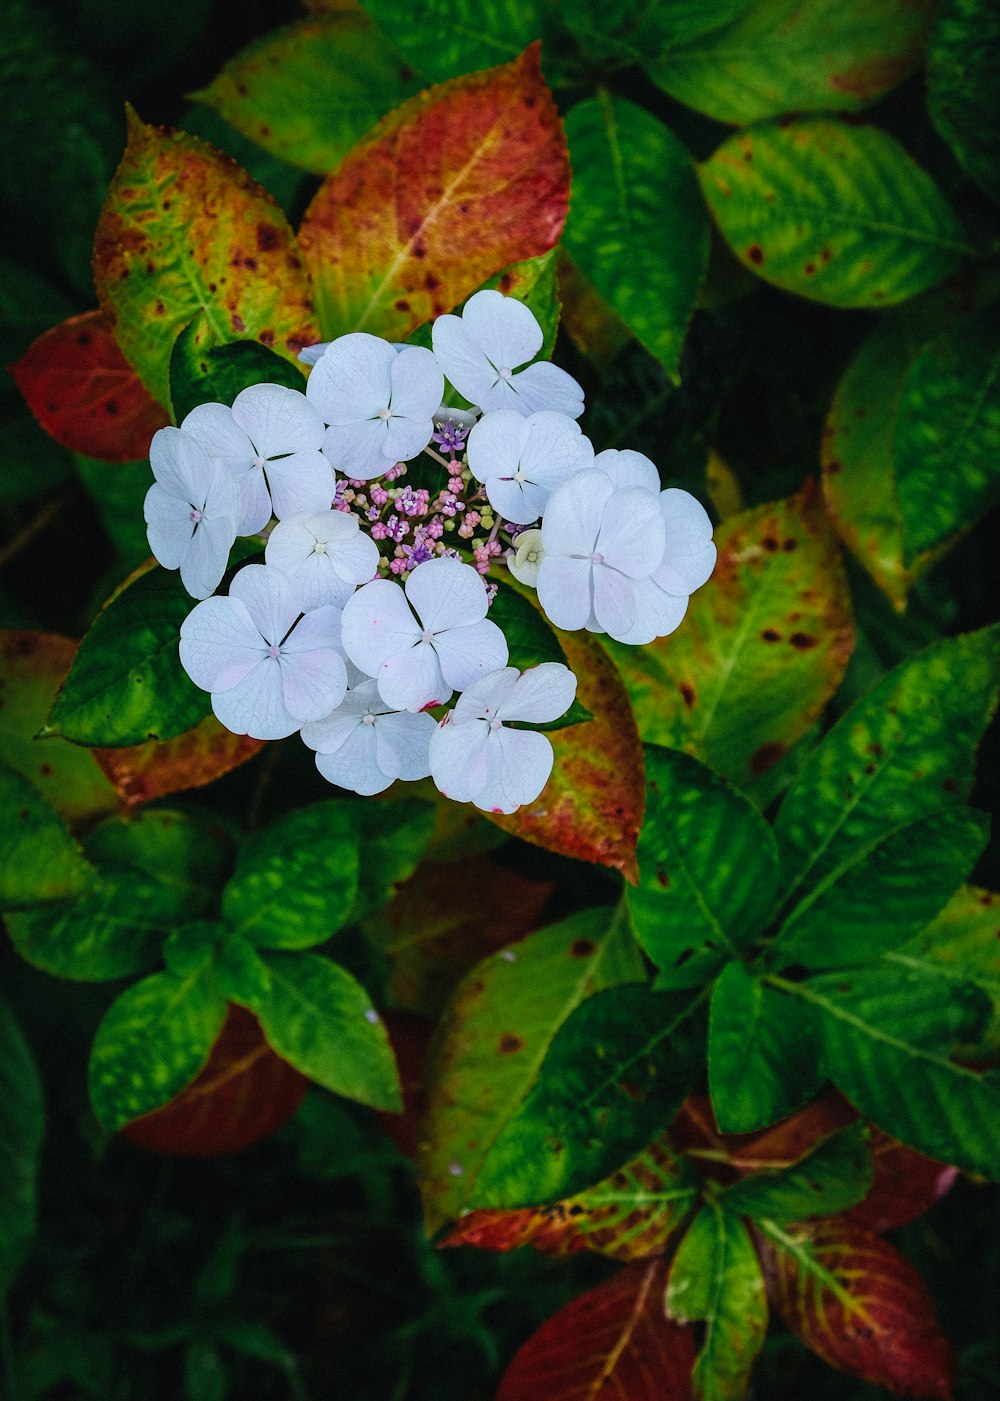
top-left (168, 317), bottom-right (306, 426)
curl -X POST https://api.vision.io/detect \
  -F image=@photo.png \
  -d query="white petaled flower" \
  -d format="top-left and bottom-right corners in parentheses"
top-left (536, 468), bottom-right (666, 642)
top-left (593, 448), bottom-right (660, 494)
top-left (466, 410), bottom-right (594, 525)
top-left (507, 528), bottom-right (545, 587)
top-left (297, 343), bottom-right (331, 366)
top-left (428, 663), bottom-right (577, 814)
top-left (265, 510), bottom-right (379, 610)
top-left (305, 332), bottom-right (443, 480)
top-left (144, 427), bottom-right (240, 600)
top-left (300, 679), bottom-right (437, 795)
top-left (181, 383), bottom-right (332, 536)
top-left (341, 556), bottom-right (508, 713)
top-left (431, 290), bottom-right (584, 419)
top-left (179, 563), bottom-right (347, 741)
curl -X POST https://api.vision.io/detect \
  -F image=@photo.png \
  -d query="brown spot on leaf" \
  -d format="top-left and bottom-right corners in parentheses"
top-left (656, 867), bottom-right (671, 888)
top-left (748, 245), bottom-right (764, 265)
top-left (762, 628), bottom-right (781, 642)
top-left (789, 632), bottom-right (817, 650)
top-left (570, 938), bottom-right (596, 957)
top-left (256, 223), bottom-right (281, 251)
top-left (231, 313), bottom-right (246, 332)
top-left (750, 742), bottom-right (786, 775)
top-left (680, 683), bottom-right (696, 709)
top-left (782, 538), bottom-right (797, 551)
top-left (762, 537), bottom-right (779, 552)
top-left (498, 1033), bottom-right (523, 1054)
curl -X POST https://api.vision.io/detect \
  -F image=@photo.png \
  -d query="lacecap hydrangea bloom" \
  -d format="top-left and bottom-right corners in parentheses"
top-left (143, 291), bottom-right (715, 812)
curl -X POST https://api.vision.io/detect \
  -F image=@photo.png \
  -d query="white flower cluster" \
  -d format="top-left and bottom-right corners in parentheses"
top-left (144, 291), bottom-right (716, 813)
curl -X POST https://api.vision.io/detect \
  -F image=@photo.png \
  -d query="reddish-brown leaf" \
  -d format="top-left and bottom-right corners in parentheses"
top-left (728, 1093), bottom-right (858, 1171)
top-left (122, 1005), bottom-right (308, 1157)
top-left (297, 44), bottom-right (570, 339)
top-left (842, 1132), bottom-right (958, 1234)
top-left (9, 311), bottom-right (169, 461)
top-left (488, 628), bottom-right (645, 883)
top-left (759, 1221), bottom-right (955, 1399)
top-left (375, 1009), bottom-right (434, 1160)
top-left (93, 715), bottom-right (265, 809)
top-left (497, 1259), bottom-right (696, 1401)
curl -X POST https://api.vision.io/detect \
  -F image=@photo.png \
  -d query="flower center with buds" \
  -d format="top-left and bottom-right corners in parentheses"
top-left (267, 644), bottom-right (281, 660)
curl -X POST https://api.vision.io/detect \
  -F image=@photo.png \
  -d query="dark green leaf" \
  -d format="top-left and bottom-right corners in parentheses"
top-left (564, 0), bottom-right (745, 67)
top-left (722, 1123), bottom-right (873, 1223)
top-left (928, 0), bottom-right (1000, 203)
top-left (354, 0), bottom-right (546, 81)
top-left (0, 995), bottom-right (44, 1294)
top-left (0, 762), bottom-right (94, 909)
top-left (0, 257), bottom-right (76, 358)
top-left (74, 457), bottom-right (153, 570)
top-left (342, 798), bottom-right (436, 922)
top-left (169, 315), bottom-right (307, 425)
top-left (488, 584), bottom-right (592, 730)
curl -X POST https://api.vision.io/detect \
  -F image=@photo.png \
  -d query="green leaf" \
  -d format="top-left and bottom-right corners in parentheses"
top-left (45, 565), bottom-right (211, 746)
top-left (774, 807), bottom-right (991, 971)
top-left (774, 965), bottom-right (1000, 1179)
top-left (471, 983), bottom-right (705, 1208)
top-left (417, 904), bottom-right (644, 1229)
top-left (0, 762), bottom-right (94, 909)
top-left (0, 995), bottom-right (44, 1295)
top-left (74, 457), bottom-right (153, 571)
top-left (214, 932), bottom-right (274, 1006)
top-left (487, 583), bottom-right (592, 730)
top-left (0, 257), bottom-right (75, 358)
top-left (928, 0), bottom-right (1000, 204)
top-left (342, 798), bottom-right (436, 923)
top-left (564, 0), bottom-right (746, 67)
top-left (709, 963), bottom-right (824, 1134)
top-left (773, 625), bottom-right (999, 903)
top-left (169, 316), bottom-right (306, 425)
top-left (162, 920), bottom-right (224, 977)
top-left (354, 0), bottom-right (546, 81)
top-left (894, 304), bottom-right (1000, 560)
top-left (630, 747), bottom-right (780, 987)
top-left (699, 118), bottom-right (967, 308)
top-left (222, 801), bottom-right (360, 949)
top-left (722, 1123), bottom-right (873, 1223)
top-left (192, 13), bottom-right (422, 176)
top-left (666, 1205), bottom-right (768, 1401)
top-left (648, 0), bottom-right (934, 125)
top-left (606, 487), bottom-right (854, 800)
top-left (88, 968), bottom-right (227, 1131)
top-left (243, 951), bottom-right (401, 1111)
top-left (563, 94), bottom-right (709, 380)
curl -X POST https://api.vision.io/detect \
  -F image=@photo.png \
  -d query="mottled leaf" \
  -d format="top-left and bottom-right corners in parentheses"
top-left (0, 995), bottom-right (44, 1294)
top-left (0, 763), bottom-right (94, 909)
top-left (649, 0), bottom-right (934, 125)
top-left (722, 1123), bottom-right (872, 1223)
top-left (700, 118), bottom-right (967, 308)
top-left (297, 46), bottom-right (569, 340)
top-left (93, 716), bottom-right (264, 809)
top-left (928, 0), bottom-right (1000, 204)
top-left (93, 107), bottom-right (318, 408)
top-left (352, 0), bottom-right (547, 83)
top-left (562, 95), bottom-right (709, 380)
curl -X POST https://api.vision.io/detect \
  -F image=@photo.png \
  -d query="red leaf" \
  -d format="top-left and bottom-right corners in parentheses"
top-left (297, 44), bottom-right (570, 339)
top-left (497, 1260), bottom-right (696, 1401)
top-left (93, 714), bottom-right (265, 809)
top-left (9, 311), bottom-right (168, 462)
top-left (759, 1221), bottom-right (955, 1399)
top-left (122, 1005), bottom-right (307, 1157)
top-left (843, 1131), bottom-right (958, 1234)
top-left (375, 1009), bottom-right (434, 1160)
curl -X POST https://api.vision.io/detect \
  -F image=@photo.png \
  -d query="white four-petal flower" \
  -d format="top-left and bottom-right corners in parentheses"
top-left (264, 509), bottom-right (379, 610)
top-left (181, 383), bottom-right (332, 536)
top-left (179, 563), bottom-right (347, 740)
top-left (428, 663), bottom-right (577, 814)
top-left (306, 333), bottom-right (443, 480)
top-left (144, 426), bottom-right (240, 600)
top-left (466, 409), bottom-right (594, 524)
top-left (432, 290), bottom-right (584, 419)
top-left (300, 679), bottom-right (436, 795)
top-left (341, 556), bottom-right (508, 712)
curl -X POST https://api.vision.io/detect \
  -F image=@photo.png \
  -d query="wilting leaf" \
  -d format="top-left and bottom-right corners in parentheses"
top-left (759, 1220), bottom-right (955, 1399)
top-left (10, 311), bottom-right (169, 461)
top-left (0, 995), bottom-right (44, 1294)
top-left (93, 716), bottom-right (264, 809)
top-left (562, 95), bottom-right (709, 380)
top-left (193, 13), bottom-right (422, 175)
top-left (648, 0), bottom-right (934, 125)
top-left (93, 107), bottom-right (318, 408)
top-left (607, 486), bottom-right (854, 797)
top-left (631, 747), bottom-right (780, 987)
top-left (297, 46), bottom-right (569, 340)
top-left (0, 763), bottom-right (94, 910)
top-left (666, 1205), bottom-right (768, 1401)
top-left (443, 1130), bottom-right (697, 1262)
top-left (416, 905), bottom-right (644, 1230)
top-left (928, 0), bottom-right (1000, 204)
top-left (496, 1259), bottom-right (697, 1401)
top-left (700, 118), bottom-right (966, 308)
top-left (709, 964), bottom-right (824, 1134)
top-left (722, 1123), bottom-right (873, 1223)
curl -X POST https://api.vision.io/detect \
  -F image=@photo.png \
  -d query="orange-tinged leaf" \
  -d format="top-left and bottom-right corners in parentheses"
top-left (297, 45), bottom-right (569, 340)
top-left (759, 1221), bottom-right (955, 1399)
top-left (9, 311), bottom-right (169, 461)
top-left (93, 107), bottom-right (319, 409)
top-left (487, 628), bottom-right (645, 883)
top-left (92, 715), bottom-right (264, 809)
top-left (0, 632), bottom-right (117, 826)
top-left (497, 1259), bottom-right (696, 1401)
top-left (122, 1004), bottom-right (308, 1157)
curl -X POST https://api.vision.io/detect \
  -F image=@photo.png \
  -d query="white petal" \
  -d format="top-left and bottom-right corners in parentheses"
top-left (592, 566), bottom-right (638, 641)
top-left (496, 662), bottom-right (577, 724)
top-left (375, 709), bottom-right (436, 780)
top-left (507, 529), bottom-right (544, 587)
top-left (306, 332), bottom-right (395, 423)
top-left (382, 413), bottom-right (436, 465)
top-left (229, 563), bottom-right (299, 646)
top-left (232, 383), bottom-right (323, 459)
top-left (179, 514), bottom-right (237, 600)
top-left (451, 667), bottom-right (519, 722)
top-left (432, 618), bottom-right (509, 692)
top-left (536, 554), bottom-right (593, 632)
top-left (655, 488), bottom-right (717, 595)
top-left (614, 578), bottom-right (689, 646)
top-left (466, 410), bottom-right (527, 485)
top-left (179, 596), bottom-right (265, 692)
top-left (236, 467), bottom-right (273, 536)
top-left (281, 603), bottom-right (345, 657)
top-left (430, 314), bottom-right (495, 407)
top-left (405, 556), bottom-right (488, 633)
top-left (341, 579), bottom-right (420, 675)
top-left (483, 475), bottom-right (546, 525)
top-left (593, 448), bottom-right (659, 494)
top-left (279, 647), bottom-right (348, 723)
top-left (266, 512), bottom-right (376, 611)
top-left (145, 484), bottom-right (195, 570)
top-left (316, 724), bottom-right (392, 795)
top-left (149, 426), bottom-right (216, 501)
top-left (263, 450), bottom-right (335, 520)
top-left (388, 345), bottom-right (445, 421)
top-left (541, 469), bottom-right (613, 557)
top-left (475, 727), bottom-right (554, 813)
top-left (323, 418), bottom-right (391, 480)
top-left (461, 290), bottom-right (542, 371)
top-left (428, 715), bottom-right (491, 803)
top-left (377, 639), bottom-right (450, 712)
top-left (595, 486), bottom-right (666, 578)
top-left (520, 413), bottom-right (593, 488)
top-left (212, 658), bottom-right (299, 740)
top-left (505, 360), bottom-right (585, 419)
top-left (180, 403), bottom-right (254, 468)
top-left (300, 705), bottom-right (365, 755)
top-left (298, 342), bottom-right (331, 366)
